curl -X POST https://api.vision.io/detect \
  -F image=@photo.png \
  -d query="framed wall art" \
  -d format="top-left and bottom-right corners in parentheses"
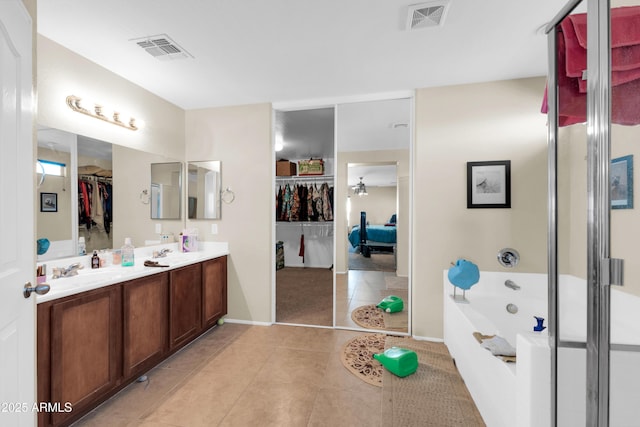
top-left (467, 160), bottom-right (511, 208)
top-left (611, 155), bottom-right (633, 209)
top-left (40, 192), bottom-right (58, 212)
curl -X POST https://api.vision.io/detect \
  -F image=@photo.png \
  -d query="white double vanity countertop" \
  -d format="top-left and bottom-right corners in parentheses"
top-left (36, 241), bottom-right (229, 304)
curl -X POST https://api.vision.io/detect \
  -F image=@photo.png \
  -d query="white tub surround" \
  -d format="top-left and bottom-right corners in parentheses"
top-left (443, 271), bottom-right (550, 427)
top-left (444, 271), bottom-right (640, 427)
top-left (36, 241), bottom-right (229, 303)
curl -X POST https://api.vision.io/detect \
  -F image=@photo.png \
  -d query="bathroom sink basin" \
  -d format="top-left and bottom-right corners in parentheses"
top-left (157, 252), bottom-right (201, 266)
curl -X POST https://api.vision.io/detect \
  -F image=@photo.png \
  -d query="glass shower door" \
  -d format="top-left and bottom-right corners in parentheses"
top-left (608, 2), bottom-right (640, 425)
top-left (549, 1), bottom-right (640, 426)
top-left (550, 5), bottom-right (589, 424)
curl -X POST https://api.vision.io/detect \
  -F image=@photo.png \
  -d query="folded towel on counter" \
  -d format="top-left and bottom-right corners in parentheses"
top-left (472, 332), bottom-right (517, 363)
top-left (480, 336), bottom-right (516, 357)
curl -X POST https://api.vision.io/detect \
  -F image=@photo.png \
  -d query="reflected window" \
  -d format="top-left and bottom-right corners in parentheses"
top-left (37, 159), bottom-right (66, 177)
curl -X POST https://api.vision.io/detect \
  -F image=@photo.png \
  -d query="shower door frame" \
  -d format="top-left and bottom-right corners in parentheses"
top-left (547, 0), bottom-right (626, 426)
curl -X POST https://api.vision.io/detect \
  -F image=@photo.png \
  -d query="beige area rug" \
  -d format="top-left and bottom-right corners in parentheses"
top-left (351, 304), bottom-right (408, 332)
top-left (382, 336), bottom-right (486, 427)
top-left (385, 275), bottom-right (408, 290)
top-left (276, 267), bottom-right (332, 326)
top-left (340, 333), bottom-right (386, 387)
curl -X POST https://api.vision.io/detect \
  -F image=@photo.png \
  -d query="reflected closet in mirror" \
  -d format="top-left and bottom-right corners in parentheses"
top-left (274, 107), bottom-right (335, 327)
top-left (37, 128), bottom-right (114, 258)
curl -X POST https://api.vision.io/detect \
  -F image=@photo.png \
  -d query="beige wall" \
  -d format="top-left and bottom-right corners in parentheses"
top-left (413, 77), bottom-right (549, 338)
top-left (348, 186), bottom-right (397, 227)
top-left (37, 35), bottom-right (185, 161)
top-left (37, 35), bottom-right (187, 249)
top-left (185, 104), bottom-right (273, 323)
top-left (112, 146), bottom-right (184, 247)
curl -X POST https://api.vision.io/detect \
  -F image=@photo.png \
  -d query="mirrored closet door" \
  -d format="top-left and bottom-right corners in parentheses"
top-left (273, 96), bottom-right (412, 332)
top-left (274, 107), bottom-right (335, 327)
top-left (334, 98), bottom-right (411, 334)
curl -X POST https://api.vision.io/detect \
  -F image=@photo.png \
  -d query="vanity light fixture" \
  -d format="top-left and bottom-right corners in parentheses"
top-left (66, 95), bottom-right (140, 131)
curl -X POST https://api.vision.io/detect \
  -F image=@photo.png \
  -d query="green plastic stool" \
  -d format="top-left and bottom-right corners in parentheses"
top-left (373, 347), bottom-right (418, 377)
top-left (377, 295), bottom-right (404, 313)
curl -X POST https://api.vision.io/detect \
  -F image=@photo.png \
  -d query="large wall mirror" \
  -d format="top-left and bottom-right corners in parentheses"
top-left (335, 98), bottom-right (411, 334)
top-left (37, 127), bottom-right (183, 261)
top-left (150, 162), bottom-right (183, 220)
top-left (187, 161), bottom-right (221, 219)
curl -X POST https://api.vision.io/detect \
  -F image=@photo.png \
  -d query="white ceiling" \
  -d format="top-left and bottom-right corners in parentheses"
top-left (37, 0), bottom-right (566, 111)
top-left (37, 1), bottom-right (575, 187)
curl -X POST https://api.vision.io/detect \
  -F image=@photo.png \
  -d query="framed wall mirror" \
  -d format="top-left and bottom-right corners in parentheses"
top-left (187, 160), bottom-right (221, 219)
top-left (150, 162), bottom-right (183, 220)
top-left (37, 126), bottom-right (184, 261)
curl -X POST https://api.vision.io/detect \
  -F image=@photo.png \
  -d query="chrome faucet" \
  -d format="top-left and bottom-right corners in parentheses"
top-left (497, 248), bottom-right (520, 268)
top-left (504, 279), bottom-right (521, 290)
top-left (51, 263), bottom-right (83, 279)
top-left (153, 248), bottom-right (172, 258)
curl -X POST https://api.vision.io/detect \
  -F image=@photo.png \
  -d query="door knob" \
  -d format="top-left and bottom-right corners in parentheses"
top-left (23, 282), bottom-right (50, 298)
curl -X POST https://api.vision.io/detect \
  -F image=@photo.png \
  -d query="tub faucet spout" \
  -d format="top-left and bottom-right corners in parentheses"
top-left (504, 280), bottom-right (520, 290)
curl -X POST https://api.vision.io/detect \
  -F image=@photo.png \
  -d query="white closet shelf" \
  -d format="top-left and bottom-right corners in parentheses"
top-left (276, 175), bottom-right (333, 181)
top-left (276, 221), bottom-right (333, 225)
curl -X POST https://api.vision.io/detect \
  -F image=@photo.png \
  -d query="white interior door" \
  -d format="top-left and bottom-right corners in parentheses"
top-left (0, 1), bottom-right (36, 426)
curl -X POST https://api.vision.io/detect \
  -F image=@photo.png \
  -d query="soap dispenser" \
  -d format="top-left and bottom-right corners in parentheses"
top-left (121, 238), bottom-right (135, 267)
top-left (91, 251), bottom-right (100, 269)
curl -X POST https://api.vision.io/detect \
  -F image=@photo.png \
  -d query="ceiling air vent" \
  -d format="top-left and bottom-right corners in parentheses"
top-left (130, 34), bottom-right (193, 61)
top-left (407, 1), bottom-right (450, 30)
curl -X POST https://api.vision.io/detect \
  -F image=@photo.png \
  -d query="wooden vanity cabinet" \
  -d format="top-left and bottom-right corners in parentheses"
top-left (38, 285), bottom-right (122, 427)
top-left (202, 256), bottom-right (227, 329)
top-left (37, 256), bottom-right (227, 427)
top-left (122, 272), bottom-right (169, 380)
top-left (169, 263), bottom-right (203, 351)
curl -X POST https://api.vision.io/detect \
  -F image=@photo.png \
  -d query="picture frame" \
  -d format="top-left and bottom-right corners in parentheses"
top-left (611, 155), bottom-right (633, 209)
top-left (40, 192), bottom-right (58, 212)
top-left (467, 160), bottom-right (511, 208)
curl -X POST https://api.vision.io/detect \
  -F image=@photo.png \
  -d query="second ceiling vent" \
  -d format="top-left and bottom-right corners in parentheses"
top-left (407, 1), bottom-right (450, 30)
top-left (131, 34), bottom-right (193, 61)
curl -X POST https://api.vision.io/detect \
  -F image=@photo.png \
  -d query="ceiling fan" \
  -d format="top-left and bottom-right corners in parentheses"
top-left (352, 177), bottom-right (368, 196)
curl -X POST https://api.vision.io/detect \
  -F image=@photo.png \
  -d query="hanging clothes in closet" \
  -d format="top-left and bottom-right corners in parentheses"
top-left (276, 181), bottom-right (333, 222)
top-left (78, 176), bottom-right (113, 235)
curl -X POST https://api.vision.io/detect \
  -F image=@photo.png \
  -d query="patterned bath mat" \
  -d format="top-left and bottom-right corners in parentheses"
top-left (351, 304), bottom-right (408, 331)
top-left (351, 304), bottom-right (386, 329)
top-left (340, 333), bottom-right (386, 387)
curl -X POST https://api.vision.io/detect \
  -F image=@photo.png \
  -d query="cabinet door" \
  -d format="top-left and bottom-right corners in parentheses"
top-left (169, 263), bottom-right (202, 351)
top-left (50, 285), bottom-right (122, 426)
top-left (202, 256), bottom-right (228, 329)
top-left (122, 273), bottom-right (169, 379)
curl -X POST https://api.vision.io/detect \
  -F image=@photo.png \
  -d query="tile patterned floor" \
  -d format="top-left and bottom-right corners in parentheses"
top-left (336, 270), bottom-right (408, 331)
top-left (72, 324), bottom-right (384, 427)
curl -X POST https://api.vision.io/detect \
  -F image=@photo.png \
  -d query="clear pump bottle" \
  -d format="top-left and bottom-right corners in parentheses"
top-left (121, 238), bottom-right (135, 267)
